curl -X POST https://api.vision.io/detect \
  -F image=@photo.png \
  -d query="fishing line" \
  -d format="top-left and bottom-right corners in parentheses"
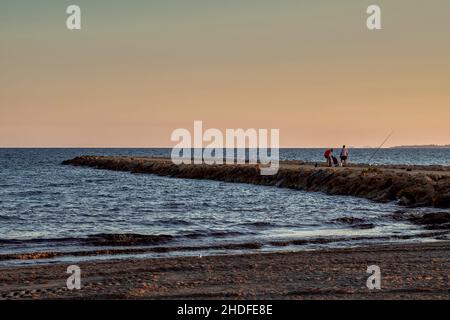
top-left (367, 131), bottom-right (394, 165)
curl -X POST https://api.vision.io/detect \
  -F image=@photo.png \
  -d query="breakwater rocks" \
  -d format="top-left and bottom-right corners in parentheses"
top-left (62, 156), bottom-right (450, 208)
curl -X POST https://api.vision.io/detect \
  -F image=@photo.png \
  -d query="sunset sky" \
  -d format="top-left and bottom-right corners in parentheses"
top-left (1, 0), bottom-right (449, 147)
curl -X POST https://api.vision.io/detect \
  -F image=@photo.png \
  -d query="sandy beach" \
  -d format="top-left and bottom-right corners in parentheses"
top-left (0, 242), bottom-right (448, 300)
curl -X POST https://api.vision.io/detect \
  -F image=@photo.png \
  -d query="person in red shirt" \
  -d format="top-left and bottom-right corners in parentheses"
top-left (324, 148), bottom-right (333, 167)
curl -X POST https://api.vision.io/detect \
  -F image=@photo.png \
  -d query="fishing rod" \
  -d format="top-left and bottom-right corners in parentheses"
top-left (367, 131), bottom-right (394, 165)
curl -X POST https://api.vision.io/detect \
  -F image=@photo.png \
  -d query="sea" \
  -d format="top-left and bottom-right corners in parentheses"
top-left (0, 148), bottom-right (449, 266)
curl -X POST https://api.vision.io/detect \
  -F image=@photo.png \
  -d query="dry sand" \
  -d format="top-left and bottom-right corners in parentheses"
top-left (0, 242), bottom-right (448, 300)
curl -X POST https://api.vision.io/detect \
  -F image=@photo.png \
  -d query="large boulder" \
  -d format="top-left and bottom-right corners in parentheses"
top-left (433, 193), bottom-right (450, 208)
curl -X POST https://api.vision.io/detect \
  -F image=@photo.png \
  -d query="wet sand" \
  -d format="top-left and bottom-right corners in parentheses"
top-left (0, 242), bottom-right (449, 300)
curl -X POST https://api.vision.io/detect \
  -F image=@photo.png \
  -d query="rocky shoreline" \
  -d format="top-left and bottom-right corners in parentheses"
top-left (62, 156), bottom-right (450, 208)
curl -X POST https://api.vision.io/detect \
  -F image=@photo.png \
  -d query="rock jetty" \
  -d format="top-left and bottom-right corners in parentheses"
top-left (62, 156), bottom-right (450, 208)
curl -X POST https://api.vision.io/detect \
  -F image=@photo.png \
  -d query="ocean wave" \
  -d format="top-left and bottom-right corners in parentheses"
top-left (181, 230), bottom-right (251, 239)
top-left (155, 218), bottom-right (192, 226)
top-left (2, 230), bottom-right (449, 262)
top-left (268, 230), bottom-right (450, 247)
top-left (331, 217), bottom-right (376, 229)
top-left (0, 233), bottom-right (173, 247)
top-left (234, 221), bottom-right (276, 229)
top-left (85, 233), bottom-right (174, 246)
top-left (0, 241), bottom-right (263, 261)
top-left (0, 231), bottom-right (249, 247)
top-left (11, 190), bottom-right (44, 197)
top-left (0, 215), bottom-right (19, 221)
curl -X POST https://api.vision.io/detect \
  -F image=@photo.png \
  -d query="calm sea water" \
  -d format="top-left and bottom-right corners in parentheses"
top-left (0, 148), bottom-right (449, 266)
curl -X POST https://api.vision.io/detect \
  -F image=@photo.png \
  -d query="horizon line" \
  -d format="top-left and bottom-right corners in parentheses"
top-left (1, 145), bottom-right (449, 149)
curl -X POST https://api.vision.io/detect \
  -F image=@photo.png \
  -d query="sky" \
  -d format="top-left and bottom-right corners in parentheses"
top-left (1, 0), bottom-right (449, 147)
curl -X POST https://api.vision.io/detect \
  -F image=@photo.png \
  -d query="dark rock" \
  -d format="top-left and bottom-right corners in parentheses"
top-left (87, 233), bottom-right (173, 246)
top-left (398, 196), bottom-right (411, 206)
top-left (333, 217), bottom-right (364, 225)
top-left (433, 193), bottom-right (450, 208)
top-left (409, 212), bottom-right (450, 226)
top-left (333, 217), bottom-right (374, 229)
top-left (350, 223), bottom-right (375, 229)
